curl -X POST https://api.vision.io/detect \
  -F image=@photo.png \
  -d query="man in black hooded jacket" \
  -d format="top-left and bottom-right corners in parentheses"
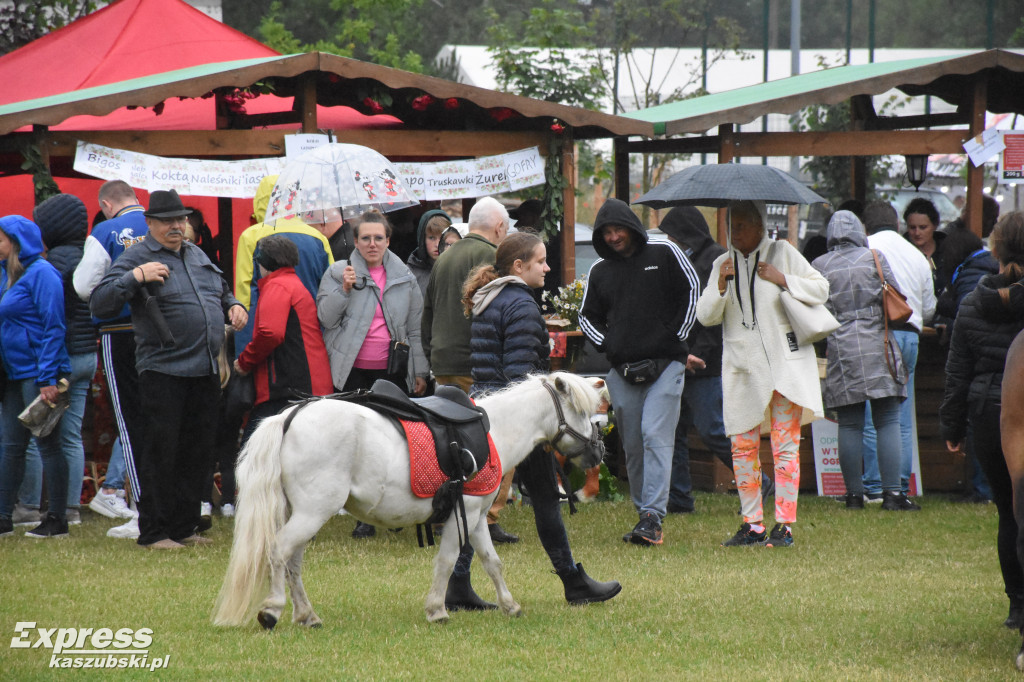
top-left (656, 207), bottom-right (737, 513)
top-left (579, 198), bottom-right (699, 545)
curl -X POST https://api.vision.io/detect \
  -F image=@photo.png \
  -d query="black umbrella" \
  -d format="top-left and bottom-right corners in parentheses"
top-left (633, 163), bottom-right (827, 208)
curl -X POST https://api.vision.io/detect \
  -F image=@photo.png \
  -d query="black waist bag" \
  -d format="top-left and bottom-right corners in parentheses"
top-left (617, 359), bottom-right (668, 385)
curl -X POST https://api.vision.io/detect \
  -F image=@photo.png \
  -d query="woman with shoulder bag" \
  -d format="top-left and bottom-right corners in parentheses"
top-left (696, 200), bottom-right (827, 548)
top-left (812, 210), bottom-right (916, 512)
top-left (317, 210), bottom-right (429, 538)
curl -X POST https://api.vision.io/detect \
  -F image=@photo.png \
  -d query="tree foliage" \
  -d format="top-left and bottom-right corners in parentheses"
top-left (486, 1), bottom-right (606, 108)
top-left (0, 0), bottom-right (97, 55)
top-left (257, 0), bottom-right (425, 73)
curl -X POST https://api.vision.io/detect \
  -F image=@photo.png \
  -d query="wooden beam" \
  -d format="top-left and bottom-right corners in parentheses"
top-left (35, 129), bottom-right (550, 159)
top-left (729, 129), bottom-right (968, 157)
top-left (299, 73), bottom-right (318, 133)
top-left (872, 112), bottom-right (970, 130)
top-left (561, 134), bottom-right (576, 286)
top-left (613, 137), bottom-right (630, 201)
top-left (716, 124), bottom-right (734, 246)
top-left (616, 136), bottom-right (720, 155)
top-left (965, 77), bottom-right (987, 238)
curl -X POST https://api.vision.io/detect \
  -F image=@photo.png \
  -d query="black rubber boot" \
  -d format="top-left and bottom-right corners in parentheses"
top-left (445, 573), bottom-right (497, 612)
top-left (557, 562), bottom-right (622, 605)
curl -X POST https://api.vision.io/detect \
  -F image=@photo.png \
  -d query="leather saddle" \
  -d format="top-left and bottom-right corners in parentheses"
top-left (326, 380), bottom-right (491, 481)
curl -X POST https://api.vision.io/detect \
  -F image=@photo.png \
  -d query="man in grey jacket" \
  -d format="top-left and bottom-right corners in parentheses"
top-left (91, 190), bottom-right (247, 549)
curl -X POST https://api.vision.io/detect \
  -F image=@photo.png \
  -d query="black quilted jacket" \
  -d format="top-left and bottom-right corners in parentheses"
top-left (940, 273), bottom-right (1024, 444)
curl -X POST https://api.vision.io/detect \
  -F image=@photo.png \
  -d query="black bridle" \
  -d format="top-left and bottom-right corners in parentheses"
top-left (541, 379), bottom-right (602, 458)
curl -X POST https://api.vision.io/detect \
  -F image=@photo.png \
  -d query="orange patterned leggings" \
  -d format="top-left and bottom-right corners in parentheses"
top-left (731, 391), bottom-right (801, 525)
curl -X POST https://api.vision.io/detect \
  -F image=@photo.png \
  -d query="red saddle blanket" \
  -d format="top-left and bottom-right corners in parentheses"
top-left (402, 420), bottom-right (502, 499)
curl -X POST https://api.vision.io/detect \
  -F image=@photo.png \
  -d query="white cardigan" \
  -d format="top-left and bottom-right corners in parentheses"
top-left (696, 235), bottom-right (826, 436)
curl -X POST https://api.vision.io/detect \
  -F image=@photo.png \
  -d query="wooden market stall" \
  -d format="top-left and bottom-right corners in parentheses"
top-left (0, 0), bottom-right (652, 287)
top-left (616, 49), bottom-right (1024, 493)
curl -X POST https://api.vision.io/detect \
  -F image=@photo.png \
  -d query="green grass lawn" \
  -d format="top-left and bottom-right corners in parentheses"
top-left (1, 492), bottom-right (1019, 681)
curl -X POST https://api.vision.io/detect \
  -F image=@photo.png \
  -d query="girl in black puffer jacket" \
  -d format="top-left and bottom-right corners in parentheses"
top-left (941, 211), bottom-right (1024, 630)
top-left (441, 232), bottom-right (620, 611)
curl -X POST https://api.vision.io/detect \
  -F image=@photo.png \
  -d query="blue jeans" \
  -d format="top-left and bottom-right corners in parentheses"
top-left (669, 375), bottom-right (732, 510)
top-left (839, 396), bottom-right (903, 495)
top-left (0, 378), bottom-right (69, 520)
top-left (606, 361), bottom-right (686, 520)
top-left (18, 352), bottom-right (96, 509)
top-left (104, 437), bottom-right (127, 491)
top-left (862, 330), bottom-right (918, 495)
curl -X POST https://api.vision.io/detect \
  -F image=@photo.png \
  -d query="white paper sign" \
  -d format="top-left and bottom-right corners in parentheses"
top-left (504, 146), bottom-right (545, 191)
top-left (811, 419), bottom-right (844, 497)
top-left (963, 127), bottom-right (1004, 167)
top-left (394, 162), bottom-right (426, 201)
top-left (285, 134), bottom-right (331, 160)
top-left (74, 141), bottom-right (544, 201)
top-left (423, 159), bottom-right (478, 200)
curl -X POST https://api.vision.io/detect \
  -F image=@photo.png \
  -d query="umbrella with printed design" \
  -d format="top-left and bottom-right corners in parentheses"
top-left (265, 143), bottom-right (418, 225)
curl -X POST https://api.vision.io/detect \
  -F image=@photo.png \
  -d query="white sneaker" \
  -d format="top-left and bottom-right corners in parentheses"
top-left (89, 490), bottom-right (135, 519)
top-left (220, 503), bottom-right (235, 518)
top-left (107, 517), bottom-right (139, 539)
top-left (66, 508), bottom-right (82, 525)
top-left (200, 501), bottom-right (212, 517)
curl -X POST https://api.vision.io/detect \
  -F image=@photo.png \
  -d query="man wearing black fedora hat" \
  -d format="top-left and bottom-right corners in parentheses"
top-left (91, 189), bottom-right (248, 549)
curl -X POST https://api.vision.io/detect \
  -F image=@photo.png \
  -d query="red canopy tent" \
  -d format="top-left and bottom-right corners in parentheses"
top-left (0, 0), bottom-right (398, 233)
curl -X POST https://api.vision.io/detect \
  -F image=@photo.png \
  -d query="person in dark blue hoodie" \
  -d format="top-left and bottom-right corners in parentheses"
top-left (579, 198), bottom-right (699, 546)
top-left (0, 215), bottom-right (72, 539)
top-left (15, 194), bottom-right (97, 527)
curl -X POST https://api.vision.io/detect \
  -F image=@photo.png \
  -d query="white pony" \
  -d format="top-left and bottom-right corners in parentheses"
top-left (213, 372), bottom-right (604, 628)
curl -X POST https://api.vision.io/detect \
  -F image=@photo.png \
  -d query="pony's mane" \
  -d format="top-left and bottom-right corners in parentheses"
top-left (484, 372), bottom-right (600, 416)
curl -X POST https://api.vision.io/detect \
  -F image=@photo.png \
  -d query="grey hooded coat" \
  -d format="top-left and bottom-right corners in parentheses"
top-left (317, 248), bottom-right (428, 392)
top-left (811, 210), bottom-right (907, 409)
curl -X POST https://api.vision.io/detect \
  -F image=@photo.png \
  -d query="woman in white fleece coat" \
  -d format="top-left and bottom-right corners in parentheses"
top-left (696, 200), bottom-right (826, 548)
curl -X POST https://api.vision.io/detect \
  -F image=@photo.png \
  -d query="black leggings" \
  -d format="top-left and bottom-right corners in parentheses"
top-left (972, 398), bottom-right (1024, 600)
top-left (452, 445), bottom-right (574, 576)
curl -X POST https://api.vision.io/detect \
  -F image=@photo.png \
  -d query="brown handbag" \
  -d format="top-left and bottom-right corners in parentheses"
top-left (871, 250), bottom-right (912, 325)
top-left (871, 250), bottom-right (910, 384)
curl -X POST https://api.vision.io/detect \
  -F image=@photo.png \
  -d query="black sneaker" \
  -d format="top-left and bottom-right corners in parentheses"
top-left (0, 516), bottom-right (13, 537)
top-left (721, 522), bottom-right (766, 547)
top-left (845, 493), bottom-right (865, 509)
top-left (761, 523), bottom-right (794, 548)
top-left (881, 492), bottom-right (921, 511)
top-left (25, 512), bottom-right (69, 539)
top-left (629, 513), bottom-right (663, 546)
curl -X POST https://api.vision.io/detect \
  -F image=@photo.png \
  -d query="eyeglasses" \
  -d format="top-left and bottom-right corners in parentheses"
top-left (157, 217), bottom-right (190, 225)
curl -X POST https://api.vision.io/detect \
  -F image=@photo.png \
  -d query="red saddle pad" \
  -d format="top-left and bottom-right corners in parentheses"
top-left (402, 420), bottom-right (502, 499)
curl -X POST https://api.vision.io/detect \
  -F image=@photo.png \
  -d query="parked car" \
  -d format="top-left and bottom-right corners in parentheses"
top-left (877, 187), bottom-right (960, 230)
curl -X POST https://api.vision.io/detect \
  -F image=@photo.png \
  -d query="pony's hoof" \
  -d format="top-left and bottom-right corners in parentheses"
top-left (506, 604), bottom-right (523, 618)
top-left (1016, 644), bottom-right (1024, 671)
top-left (426, 609), bottom-right (449, 624)
top-left (257, 611), bottom-right (278, 631)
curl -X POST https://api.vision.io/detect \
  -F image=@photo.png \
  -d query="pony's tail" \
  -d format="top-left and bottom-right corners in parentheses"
top-left (212, 411), bottom-right (289, 626)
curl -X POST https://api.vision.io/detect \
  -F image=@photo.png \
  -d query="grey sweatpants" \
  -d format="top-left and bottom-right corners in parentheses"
top-left (606, 360), bottom-right (686, 520)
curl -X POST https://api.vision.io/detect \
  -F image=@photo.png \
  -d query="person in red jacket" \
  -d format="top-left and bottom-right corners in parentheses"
top-left (234, 235), bottom-right (333, 437)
